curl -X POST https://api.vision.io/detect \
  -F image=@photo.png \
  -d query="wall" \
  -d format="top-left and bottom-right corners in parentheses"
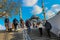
top-left (48, 14), bottom-right (60, 36)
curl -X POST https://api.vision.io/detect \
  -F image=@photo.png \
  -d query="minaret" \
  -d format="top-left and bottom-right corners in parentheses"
top-left (20, 7), bottom-right (22, 19)
top-left (42, 0), bottom-right (46, 20)
top-left (19, 1), bottom-right (22, 20)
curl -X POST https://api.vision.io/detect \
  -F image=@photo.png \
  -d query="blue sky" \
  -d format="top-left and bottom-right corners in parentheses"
top-left (0, 0), bottom-right (60, 30)
top-left (21, 0), bottom-right (60, 21)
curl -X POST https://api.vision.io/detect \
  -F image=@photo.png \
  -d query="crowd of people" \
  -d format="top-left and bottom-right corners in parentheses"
top-left (25, 20), bottom-right (52, 37)
top-left (5, 18), bottom-right (19, 32)
top-left (5, 17), bottom-right (52, 37)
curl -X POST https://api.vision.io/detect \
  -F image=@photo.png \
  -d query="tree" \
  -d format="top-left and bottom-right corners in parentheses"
top-left (0, 0), bottom-right (21, 18)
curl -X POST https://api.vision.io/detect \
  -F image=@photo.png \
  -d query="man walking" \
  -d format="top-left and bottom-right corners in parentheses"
top-left (5, 17), bottom-right (9, 31)
top-left (44, 20), bottom-right (52, 37)
top-left (13, 18), bottom-right (18, 31)
top-left (25, 20), bottom-right (31, 33)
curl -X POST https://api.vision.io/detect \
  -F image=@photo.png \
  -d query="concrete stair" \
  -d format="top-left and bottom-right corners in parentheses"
top-left (28, 29), bottom-right (58, 40)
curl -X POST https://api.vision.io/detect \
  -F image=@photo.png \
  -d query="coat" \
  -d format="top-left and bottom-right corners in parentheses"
top-left (44, 21), bottom-right (52, 30)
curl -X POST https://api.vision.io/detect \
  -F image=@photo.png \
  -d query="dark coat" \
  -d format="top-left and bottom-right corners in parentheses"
top-left (5, 18), bottom-right (9, 23)
top-left (44, 21), bottom-right (52, 30)
top-left (25, 20), bottom-right (31, 27)
top-left (13, 18), bottom-right (18, 25)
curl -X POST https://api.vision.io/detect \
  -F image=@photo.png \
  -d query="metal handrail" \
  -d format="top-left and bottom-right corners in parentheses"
top-left (23, 29), bottom-right (31, 40)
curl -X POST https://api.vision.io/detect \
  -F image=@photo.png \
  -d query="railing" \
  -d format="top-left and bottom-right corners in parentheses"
top-left (23, 29), bottom-right (31, 40)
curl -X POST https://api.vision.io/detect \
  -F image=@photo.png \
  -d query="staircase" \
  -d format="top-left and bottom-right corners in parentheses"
top-left (28, 29), bottom-right (58, 40)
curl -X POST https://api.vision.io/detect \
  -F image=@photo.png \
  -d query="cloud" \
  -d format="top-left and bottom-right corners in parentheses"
top-left (46, 4), bottom-right (60, 19)
top-left (52, 4), bottom-right (60, 12)
top-left (32, 5), bottom-right (42, 14)
top-left (0, 24), bottom-right (6, 30)
top-left (22, 0), bottom-right (38, 7)
top-left (46, 10), bottom-right (56, 19)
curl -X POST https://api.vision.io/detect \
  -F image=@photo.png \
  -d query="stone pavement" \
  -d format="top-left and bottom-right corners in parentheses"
top-left (0, 31), bottom-right (14, 40)
top-left (0, 28), bottom-right (60, 40)
top-left (11, 32), bottom-right (23, 40)
top-left (28, 29), bottom-right (58, 40)
top-left (0, 32), bottom-right (5, 40)
top-left (0, 30), bottom-right (23, 40)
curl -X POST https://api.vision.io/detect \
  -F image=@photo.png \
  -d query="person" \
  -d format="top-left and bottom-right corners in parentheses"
top-left (12, 23), bottom-right (15, 31)
top-left (37, 22), bottom-right (43, 37)
top-left (20, 19), bottom-right (24, 28)
top-left (44, 20), bottom-right (52, 37)
top-left (13, 18), bottom-right (18, 31)
top-left (9, 22), bottom-right (12, 32)
top-left (33, 22), bottom-right (37, 28)
top-left (25, 20), bottom-right (31, 33)
top-left (5, 17), bottom-right (9, 31)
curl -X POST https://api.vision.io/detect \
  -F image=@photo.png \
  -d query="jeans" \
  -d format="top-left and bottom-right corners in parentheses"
top-left (46, 29), bottom-right (51, 37)
top-left (39, 28), bottom-right (42, 36)
top-left (27, 27), bottom-right (31, 33)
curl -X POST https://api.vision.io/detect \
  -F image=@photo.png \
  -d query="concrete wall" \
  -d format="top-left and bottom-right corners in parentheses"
top-left (48, 14), bottom-right (60, 36)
